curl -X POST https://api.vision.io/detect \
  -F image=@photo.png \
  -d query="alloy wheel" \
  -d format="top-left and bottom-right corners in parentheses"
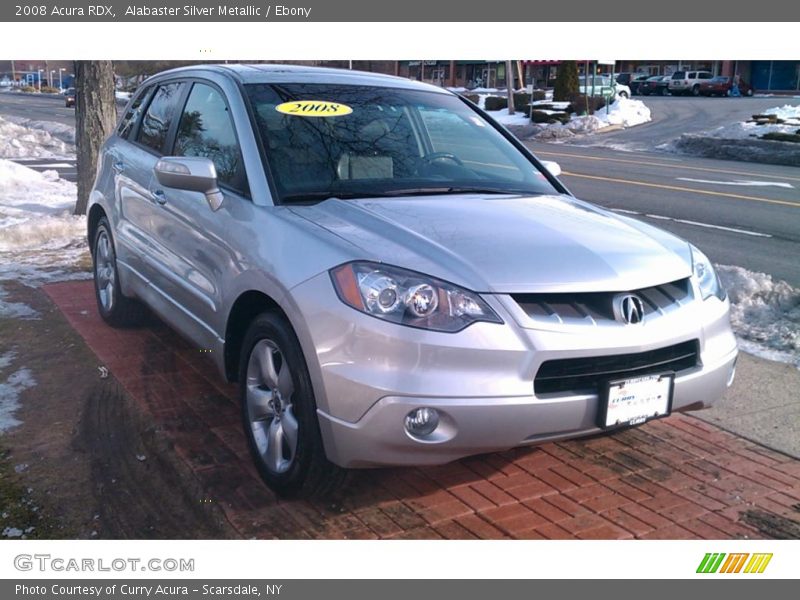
top-left (245, 339), bottom-right (299, 474)
top-left (95, 229), bottom-right (116, 312)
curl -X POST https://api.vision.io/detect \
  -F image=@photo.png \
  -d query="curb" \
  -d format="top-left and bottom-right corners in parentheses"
top-left (673, 135), bottom-right (800, 167)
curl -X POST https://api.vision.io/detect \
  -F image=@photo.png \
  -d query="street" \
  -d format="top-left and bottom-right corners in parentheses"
top-left (0, 90), bottom-right (78, 125)
top-left (558, 95), bottom-right (794, 151)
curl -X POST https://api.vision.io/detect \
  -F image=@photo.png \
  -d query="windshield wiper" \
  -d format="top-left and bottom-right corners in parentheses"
top-left (379, 186), bottom-right (537, 197)
top-left (281, 187), bottom-right (539, 204)
top-left (280, 191), bottom-right (376, 203)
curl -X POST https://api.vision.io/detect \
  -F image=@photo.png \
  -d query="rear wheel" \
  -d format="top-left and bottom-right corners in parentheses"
top-left (92, 217), bottom-right (146, 327)
top-left (239, 312), bottom-right (346, 497)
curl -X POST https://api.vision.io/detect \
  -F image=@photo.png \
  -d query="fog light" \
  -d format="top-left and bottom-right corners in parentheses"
top-left (405, 407), bottom-right (439, 436)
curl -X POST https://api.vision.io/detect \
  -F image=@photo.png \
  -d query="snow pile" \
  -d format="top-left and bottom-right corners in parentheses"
top-left (4, 116), bottom-right (76, 146)
top-left (0, 115), bottom-right (74, 158)
top-left (590, 97), bottom-right (651, 128)
top-left (486, 97), bottom-right (651, 137)
top-left (717, 265), bottom-right (800, 368)
top-left (0, 158), bottom-right (89, 285)
top-left (701, 104), bottom-right (800, 140)
top-left (0, 351), bottom-right (37, 433)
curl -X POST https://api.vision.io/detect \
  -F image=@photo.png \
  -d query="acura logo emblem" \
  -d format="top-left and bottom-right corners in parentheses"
top-left (613, 294), bottom-right (645, 325)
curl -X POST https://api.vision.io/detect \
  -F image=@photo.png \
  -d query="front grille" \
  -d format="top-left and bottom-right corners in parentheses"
top-left (534, 340), bottom-right (700, 395)
top-left (512, 278), bottom-right (692, 326)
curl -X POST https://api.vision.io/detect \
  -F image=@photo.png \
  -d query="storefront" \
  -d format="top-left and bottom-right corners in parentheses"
top-left (750, 61), bottom-right (800, 93)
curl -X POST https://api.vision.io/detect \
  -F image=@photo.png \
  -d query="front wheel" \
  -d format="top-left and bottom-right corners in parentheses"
top-left (239, 312), bottom-right (346, 497)
top-left (691, 85), bottom-right (701, 96)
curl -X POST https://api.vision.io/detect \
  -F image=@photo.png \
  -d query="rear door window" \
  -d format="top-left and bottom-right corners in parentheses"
top-left (137, 82), bottom-right (185, 154)
top-left (118, 85), bottom-right (152, 140)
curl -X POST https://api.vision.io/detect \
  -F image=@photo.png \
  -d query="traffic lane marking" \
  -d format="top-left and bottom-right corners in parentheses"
top-left (676, 177), bottom-right (793, 189)
top-left (561, 171), bottom-right (800, 208)
top-left (612, 208), bottom-right (772, 238)
top-left (535, 149), bottom-right (800, 183)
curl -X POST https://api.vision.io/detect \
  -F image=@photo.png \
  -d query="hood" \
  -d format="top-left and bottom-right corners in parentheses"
top-left (291, 194), bottom-right (693, 293)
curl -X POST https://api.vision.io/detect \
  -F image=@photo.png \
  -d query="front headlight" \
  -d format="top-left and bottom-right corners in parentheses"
top-left (330, 261), bottom-right (503, 332)
top-left (690, 245), bottom-right (726, 301)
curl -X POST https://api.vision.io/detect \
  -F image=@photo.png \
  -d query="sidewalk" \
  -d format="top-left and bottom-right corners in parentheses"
top-left (44, 281), bottom-right (800, 540)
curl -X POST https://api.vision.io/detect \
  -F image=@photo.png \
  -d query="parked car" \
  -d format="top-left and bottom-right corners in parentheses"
top-left (89, 64), bottom-right (738, 496)
top-left (668, 70), bottom-right (714, 96)
top-left (699, 76), bottom-right (754, 97)
top-left (578, 75), bottom-right (630, 98)
top-left (64, 87), bottom-right (76, 108)
top-left (616, 73), bottom-right (649, 95)
top-left (639, 75), bottom-right (671, 96)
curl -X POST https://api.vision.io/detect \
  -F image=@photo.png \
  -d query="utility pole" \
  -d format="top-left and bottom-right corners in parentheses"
top-left (506, 60), bottom-right (515, 115)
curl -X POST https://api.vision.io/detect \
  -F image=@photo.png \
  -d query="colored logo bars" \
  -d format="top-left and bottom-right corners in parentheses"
top-left (696, 553), bottom-right (773, 574)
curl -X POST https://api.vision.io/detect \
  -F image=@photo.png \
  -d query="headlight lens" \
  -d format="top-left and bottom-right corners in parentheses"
top-left (690, 245), bottom-right (726, 301)
top-left (331, 261), bottom-right (503, 332)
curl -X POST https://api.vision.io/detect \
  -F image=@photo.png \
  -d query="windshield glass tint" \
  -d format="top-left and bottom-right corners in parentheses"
top-left (245, 83), bottom-right (557, 202)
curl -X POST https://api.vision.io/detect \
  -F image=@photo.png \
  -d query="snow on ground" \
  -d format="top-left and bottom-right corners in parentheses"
top-left (486, 96), bottom-right (651, 136)
top-left (0, 115), bottom-right (74, 158)
top-left (3, 116), bottom-right (76, 146)
top-left (717, 265), bottom-right (800, 369)
top-left (0, 156), bottom-right (89, 324)
top-left (700, 104), bottom-right (800, 140)
top-left (0, 350), bottom-right (37, 433)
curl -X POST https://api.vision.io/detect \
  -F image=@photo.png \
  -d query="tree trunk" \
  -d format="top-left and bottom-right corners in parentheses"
top-left (74, 61), bottom-right (116, 215)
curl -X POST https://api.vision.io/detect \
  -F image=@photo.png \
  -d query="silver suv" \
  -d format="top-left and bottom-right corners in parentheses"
top-left (669, 70), bottom-right (714, 96)
top-left (89, 65), bottom-right (738, 496)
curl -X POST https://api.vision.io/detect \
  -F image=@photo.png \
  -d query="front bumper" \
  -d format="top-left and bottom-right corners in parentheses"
top-left (289, 272), bottom-right (738, 468)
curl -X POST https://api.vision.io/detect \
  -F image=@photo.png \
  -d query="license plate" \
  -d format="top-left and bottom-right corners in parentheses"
top-left (598, 373), bottom-right (673, 429)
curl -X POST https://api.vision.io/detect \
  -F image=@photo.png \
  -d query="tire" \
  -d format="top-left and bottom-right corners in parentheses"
top-left (239, 311), bottom-right (346, 497)
top-left (691, 85), bottom-right (700, 96)
top-left (92, 217), bottom-right (147, 327)
top-left (619, 91), bottom-right (629, 99)
top-left (746, 88), bottom-right (754, 97)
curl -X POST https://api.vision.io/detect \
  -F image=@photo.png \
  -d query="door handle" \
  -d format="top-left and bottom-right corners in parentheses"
top-left (152, 190), bottom-right (168, 205)
top-left (112, 160), bottom-right (125, 174)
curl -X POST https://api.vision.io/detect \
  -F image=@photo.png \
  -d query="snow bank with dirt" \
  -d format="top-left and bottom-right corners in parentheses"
top-left (0, 158), bottom-right (88, 289)
top-left (487, 97), bottom-right (651, 136)
top-left (718, 265), bottom-right (800, 368)
top-left (700, 104), bottom-right (800, 140)
top-left (0, 115), bottom-right (74, 158)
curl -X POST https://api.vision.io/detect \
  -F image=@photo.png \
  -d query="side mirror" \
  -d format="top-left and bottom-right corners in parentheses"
top-left (541, 160), bottom-right (562, 177)
top-left (154, 156), bottom-right (224, 211)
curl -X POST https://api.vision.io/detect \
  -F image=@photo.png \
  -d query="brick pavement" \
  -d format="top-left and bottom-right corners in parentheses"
top-left (44, 281), bottom-right (800, 539)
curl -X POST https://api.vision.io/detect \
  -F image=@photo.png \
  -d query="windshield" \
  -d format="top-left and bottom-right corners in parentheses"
top-left (245, 83), bottom-right (558, 203)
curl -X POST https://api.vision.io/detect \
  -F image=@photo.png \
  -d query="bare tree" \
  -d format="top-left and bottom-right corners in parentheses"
top-left (74, 61), bottom-right (116, 215)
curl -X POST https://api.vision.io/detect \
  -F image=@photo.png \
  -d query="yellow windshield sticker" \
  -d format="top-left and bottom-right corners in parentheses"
top-left (275, 100), bottom-right (353, 117)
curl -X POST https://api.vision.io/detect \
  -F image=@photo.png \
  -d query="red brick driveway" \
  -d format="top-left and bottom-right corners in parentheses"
top-left (44, 281), bottom-right (800, 539)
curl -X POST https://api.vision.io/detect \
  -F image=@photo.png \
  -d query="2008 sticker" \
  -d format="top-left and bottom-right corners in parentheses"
top-left (275, 100), bottom-right (353, 117)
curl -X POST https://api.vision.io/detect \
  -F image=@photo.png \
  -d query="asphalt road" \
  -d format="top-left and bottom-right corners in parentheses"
top-left (562, 95), bottom-right (796, 151)
top-left (0, 90), bottom-right (78, 125)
